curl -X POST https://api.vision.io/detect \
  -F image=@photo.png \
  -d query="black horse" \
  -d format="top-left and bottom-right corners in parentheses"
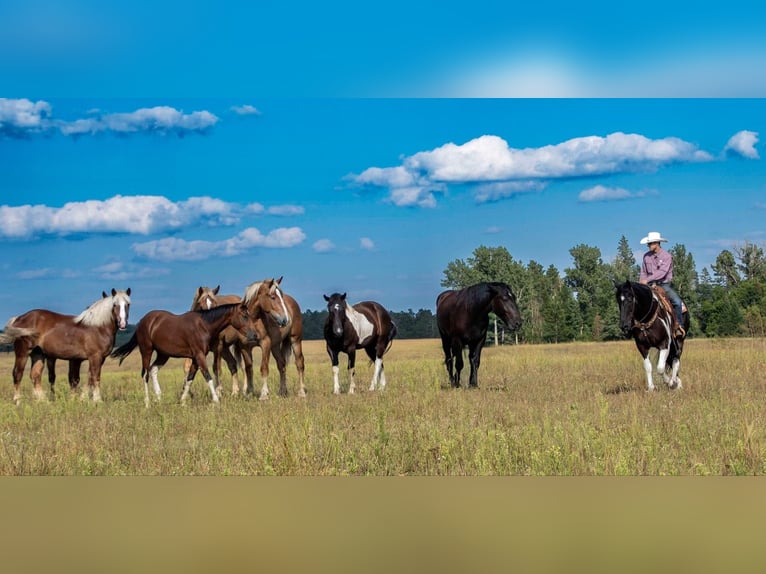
top-left (615, 280), bottom-right (690, 391)
top-left (323, 293), bottom-right (398, 395)
top-left (436, 282), bottom-right (522, 389)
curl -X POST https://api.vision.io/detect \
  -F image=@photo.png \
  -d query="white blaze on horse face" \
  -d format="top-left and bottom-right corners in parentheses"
top-left (118, 300), bottom-right (128, 330)
top-left (274, 287), bottom-right (290, 324)
top-left (346, 304), bottom-right (374, 345)
top-left (205, 297), bottom-right (213, 310)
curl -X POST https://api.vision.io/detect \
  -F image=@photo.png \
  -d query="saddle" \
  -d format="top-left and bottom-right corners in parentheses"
top-left (650, 285), bottom-right (686, 337)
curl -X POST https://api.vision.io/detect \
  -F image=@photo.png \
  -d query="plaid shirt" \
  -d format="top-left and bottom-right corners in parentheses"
top-left (640, 247), bottom-right (674, 284)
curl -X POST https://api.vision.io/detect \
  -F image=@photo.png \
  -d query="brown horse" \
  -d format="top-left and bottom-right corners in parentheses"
top-left (184, 285), bottom-right (246, 393)
top-left (238, 277), bottom-right (307, 400)
top-left (0, 288), bottom-right (132, 403)
top-left (436, 282), bottom-right (522, 389)
top-left (110, 302), bottom-right (257, 407)
top-left (323, 292), bottom-right (397, 394)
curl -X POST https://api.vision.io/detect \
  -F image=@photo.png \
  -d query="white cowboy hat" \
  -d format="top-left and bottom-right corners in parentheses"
top-left (640, 231), bottom-right (668, 244)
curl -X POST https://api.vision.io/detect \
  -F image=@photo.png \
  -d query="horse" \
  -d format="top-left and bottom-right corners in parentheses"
top-left (184, 285), bottom-right (246, 394)
top-left (237, 277), bottom-right (307, 400)
top-left (323, 293), bottom-right (397, 394)
top-left (110, 302), bottom-right (257, 407)
top-left (0, 288), bottom-right (131, 404)
top-left (615, 280), bottom-right (690, 391)
top-left (436, 282), bottom-right (522, 389)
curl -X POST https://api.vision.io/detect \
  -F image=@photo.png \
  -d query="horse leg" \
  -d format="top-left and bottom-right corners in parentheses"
top-left (29, 348), bottom-right (47, 401)
top-left (180, 356), bottom-right (199, 404)
top-left (195, 353), bottom-right (220, 404)
top-left (668, 358), bottom-right (682, 390)
top-left (452, 340), bottom-right (464, 388)
top-left (240, 346), bottom-right (256, 397)
top-left (68, 359), bottom-right (82, 396)
top-left (365, 345), bottom-right (381, 391)
top-left (88, 359), bottom-right (104, 403)
top-left (143, 352), bottom-right (167, 408)
top-left (327, 345), bottom-right (341, 395)
top-left (46, 357), bottom-right (56, 398)
top-left (468, 339), bottom-right (485, 388)
top-left (292, 338), bottom-right (307, 397)
top-left (258, 339), bottom-right (272, 400)
top-left (347, 349), bottom-right (357, 394)
top-left (11, 341), bottom-right (31, 404)
top-left (220, 343), bottom-right (240, 396)
top-left (440, 336), bottom-right (454, 387)
top-left (270, 342), bottom-right (288, 398)
top-left (182, 357), bottom-right (193, 383)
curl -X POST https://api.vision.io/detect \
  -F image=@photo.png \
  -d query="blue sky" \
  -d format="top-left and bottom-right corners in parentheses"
top-left (1, 2), bottom-right (765, 321)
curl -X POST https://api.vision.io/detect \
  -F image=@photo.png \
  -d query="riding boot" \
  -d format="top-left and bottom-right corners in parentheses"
top-left (673, 312), bottom-right (685, 338)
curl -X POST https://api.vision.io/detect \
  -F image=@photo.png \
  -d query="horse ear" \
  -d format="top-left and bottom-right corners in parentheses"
top-left (341, 292), bottom-right (347, 300)
top-left (323, 294), bottom-right (330, 301)
top-left (102, 291), bottom-right (108, 298)
top-left (198, 286), bottom-right (204, 296)
top-left (111, 288), bottom-right (117, 297)
top-left (213, 285), bottom-right (220, 294)
top-left (275, 276), bottom-right (283, 285)
top-left (126, 288), bottom-right (131, 296)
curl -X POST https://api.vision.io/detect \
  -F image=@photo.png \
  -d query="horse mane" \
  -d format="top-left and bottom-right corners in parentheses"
top-left (243, 281), bottom-right (265, 304)
top-left (75, 292), bottom-right (130, 327)
top-left (195, 302), bottom-right (239, 324)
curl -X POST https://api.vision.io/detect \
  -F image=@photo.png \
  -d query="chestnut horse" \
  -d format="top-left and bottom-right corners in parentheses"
top-left (323, 292), bottom-right (397, 394)
top-left (436, 282), bottom-right (521, 389)
top-left (0, 288), bottom-right (131, 403)
top-left (110, 302), bottom-right (257, 407)
top-left (238, 277), bottom-right (307, 400)
top-left (615, 280), bottom-right (690, 391)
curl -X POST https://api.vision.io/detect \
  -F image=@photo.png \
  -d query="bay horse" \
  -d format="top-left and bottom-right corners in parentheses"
top-left (436, 282), bottom-right (521, 389)
top-left (238, 277), bottom-right (307, 400)
top-left (615, 280), bottom-right (690, 391)
top-left (0, 288), bottom-right (131, 404)
top-left (323, 293), bottom-right (397, 394)
top-left (110, 302), bottom-right (257, 407)
top-left (184, 285), bottom-right (246, 394)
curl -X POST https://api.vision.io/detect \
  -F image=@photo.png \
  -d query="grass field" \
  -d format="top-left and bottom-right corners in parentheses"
top-left (1, 337), bottom-right (764, 475)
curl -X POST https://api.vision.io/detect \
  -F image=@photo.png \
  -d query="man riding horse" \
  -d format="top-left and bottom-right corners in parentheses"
top-left (639, 231), bottom-right (686, 339)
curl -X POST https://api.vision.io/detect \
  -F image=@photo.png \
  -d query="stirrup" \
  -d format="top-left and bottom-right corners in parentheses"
top-left (674, 325), bottom-right (686, 338)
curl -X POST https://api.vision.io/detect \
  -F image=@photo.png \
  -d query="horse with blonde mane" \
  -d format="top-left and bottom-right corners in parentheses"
top-left (0, 289), bottom-right (131, 403)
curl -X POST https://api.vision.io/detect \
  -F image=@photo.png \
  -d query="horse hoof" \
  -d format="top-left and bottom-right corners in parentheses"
top-left (259, 394), bottom-right (269, 401)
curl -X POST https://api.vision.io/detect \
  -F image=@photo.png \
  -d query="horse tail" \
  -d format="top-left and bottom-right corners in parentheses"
top-left (283, 340), bottom-right (294, 364)
top-left (385, 321), bottom-right (397, 354)
top-left (110, 332), bottom-right (138, 365)
top-left (0, 318), bottom-right (38, 344)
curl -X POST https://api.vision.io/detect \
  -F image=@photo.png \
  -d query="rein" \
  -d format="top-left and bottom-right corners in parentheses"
top-left (630, 288), bottom-right (661, 333)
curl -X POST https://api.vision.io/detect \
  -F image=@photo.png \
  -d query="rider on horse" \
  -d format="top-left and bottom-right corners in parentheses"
top-left (639, 231), bottom-right (686, 339)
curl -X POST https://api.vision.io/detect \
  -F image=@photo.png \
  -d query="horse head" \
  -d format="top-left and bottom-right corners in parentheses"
top-left (229, 302), bottom-right (258, 342)
top-left (111, 288), bottom-right (131, 331)
top-left (244, 278), bottom-right (289, 327)
top-left (489, 283), bottom-right (522, 331)
top-left (194, 285), bottom-right (221, 310)
top-left (323, 292), bottom-right (347, 338)
top-left (614, 280), bottom-right (637, 336)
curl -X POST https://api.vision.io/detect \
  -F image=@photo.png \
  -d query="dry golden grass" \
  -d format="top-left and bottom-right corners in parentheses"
top-left (0, 337), bottom-right (764, 475)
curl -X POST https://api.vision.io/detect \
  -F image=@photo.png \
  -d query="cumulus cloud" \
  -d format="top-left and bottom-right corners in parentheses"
top-left (0, 98), bottom-right (53, 137)
top-left (578, 185), bottom-right (642, 202)
top-left (267, 204), bottom-right (305, 216)
top-left (0, 195), bottom-right (273, 239)
top-left (350, 132), bottom-right (714, 207)
top-left (132, 227), bottom-right (306, 262)
top-left (312, 239), bottom-right (335, 253)
top-left (0, 98), bottom-right (218, 138)
top-left (724, 130), bottom-right (760, 159)
top-left (230, 104), bottom-right (261, 116)
top-left (360, 237), bottom-right (375, 250)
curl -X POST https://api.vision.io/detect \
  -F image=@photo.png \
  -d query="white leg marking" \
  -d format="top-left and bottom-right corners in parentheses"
top-left (643, 356), bottom-right (654, 391)
top-left (669, 359), bottom-right (682, 390)
top-left (348, 368), bottom-right (356, 394)
top-left (150, 366), bottom-right (162, 399)
top-left (259, 376), bottom-right (270, 400)
top-left (207, 378), bottom-right (220, 403)
top-left (370, 357), bottom-right (382, 391)
top-left (379, 365), bottom-right (387, 390)
top-left (143, 376), bottom-right (151, 408)
top-left (333, 365), bottom-right (340, 395)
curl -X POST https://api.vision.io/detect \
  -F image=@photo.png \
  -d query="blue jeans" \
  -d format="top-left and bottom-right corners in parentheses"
top-left (657, 282), bottom-right (684, 327)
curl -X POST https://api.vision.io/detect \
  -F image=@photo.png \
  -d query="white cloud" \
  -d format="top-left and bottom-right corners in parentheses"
top-left (579, 185), bottom-right (634, 202)
top-left (0, 195), bottom-right (269, 239)
top-left (230, 104), bottom-right (261, 116)
top-left (350, 132), bottom-right (713, 207)
top-left (312, 239), bottom-right (335, 253)
top-left (267, 204), bottom-right (305, 216)
top-left (0, 98), bottom-right (52, 136)
top-left (485, 226), bottom-right (503, 234)
top-left (132, 227), bottom-right (306, 262)
top-left (0, 98), bottom-right (218, 138)
top-left (360, 237), bottom-right (375, 250)
top-left (724, 130), bottom-right (760, 159)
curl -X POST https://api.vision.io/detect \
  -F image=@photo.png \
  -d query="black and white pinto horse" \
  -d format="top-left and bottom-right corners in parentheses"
top-left (436, 282), bottom-right (522, 389)
top-left (615, 281), bottom-right (690, 391)
top-left (323, 293), bottom-right (397, 394)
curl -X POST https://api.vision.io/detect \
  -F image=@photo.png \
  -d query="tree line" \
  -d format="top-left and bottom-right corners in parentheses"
top-left (303, 237), bottom-right (766, 343)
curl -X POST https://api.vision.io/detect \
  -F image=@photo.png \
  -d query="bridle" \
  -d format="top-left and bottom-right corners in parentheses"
top-left (627, 284), bottom-right (661, 333)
